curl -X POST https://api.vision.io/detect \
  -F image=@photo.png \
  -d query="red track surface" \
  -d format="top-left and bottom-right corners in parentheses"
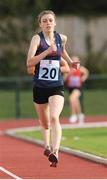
top-left (0, 117), bottom-right (107, 179)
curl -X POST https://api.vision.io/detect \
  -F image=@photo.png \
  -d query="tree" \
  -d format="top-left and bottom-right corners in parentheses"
top-left (49, 0), bottom-right (107, 16)
top-left (0, 0), bottom-right (49, 76)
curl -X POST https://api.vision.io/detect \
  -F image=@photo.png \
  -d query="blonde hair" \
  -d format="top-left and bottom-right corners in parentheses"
top-left (38, 10), bottom-right (56, 23)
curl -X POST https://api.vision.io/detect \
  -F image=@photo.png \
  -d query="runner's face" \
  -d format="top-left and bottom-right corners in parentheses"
top-left (39, 14), bottom-right (56, 33)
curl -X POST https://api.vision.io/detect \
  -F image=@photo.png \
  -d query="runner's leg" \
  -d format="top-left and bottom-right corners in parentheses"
top-left (49, 95), bottom-right (64, 157)
top-left (34, 103), bottom-right (50, 149)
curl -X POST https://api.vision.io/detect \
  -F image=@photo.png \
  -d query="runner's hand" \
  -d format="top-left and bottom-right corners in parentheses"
top-left (48, 39), bottom-right (57, 54)
top-left (72, 60), bottom-right (80, 69)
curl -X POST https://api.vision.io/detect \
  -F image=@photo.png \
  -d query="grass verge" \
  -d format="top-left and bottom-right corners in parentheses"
top-left (16, 127), bottom-right (107, 158)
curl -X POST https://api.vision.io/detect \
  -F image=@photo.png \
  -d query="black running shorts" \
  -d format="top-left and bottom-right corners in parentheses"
top-left (33, 86), bottom-right (64, 104)
top-left (67, 87), bottom-right (81, 94)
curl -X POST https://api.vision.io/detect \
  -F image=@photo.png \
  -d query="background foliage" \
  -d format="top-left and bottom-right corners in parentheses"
top-left (49, 0), bottom-right (107, 16)
top-left (0, 0), bottom-right (49, 76)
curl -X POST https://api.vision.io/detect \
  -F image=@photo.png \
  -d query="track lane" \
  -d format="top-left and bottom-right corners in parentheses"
top-left (0, 134), bottom-right (107, 179)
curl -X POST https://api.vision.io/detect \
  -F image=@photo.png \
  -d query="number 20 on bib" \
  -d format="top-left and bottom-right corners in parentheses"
top-left (39, 60), bottom-right (59, 81)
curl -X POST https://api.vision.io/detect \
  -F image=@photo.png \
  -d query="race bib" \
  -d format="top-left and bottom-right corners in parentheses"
top-left (69, 76), bottom-right (81, 87)
top-left (39, 60), bottom-right (59, 81)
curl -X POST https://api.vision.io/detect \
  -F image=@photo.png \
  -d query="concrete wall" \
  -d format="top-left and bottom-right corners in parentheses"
top-left (56, 16), bottom-right (107, 57)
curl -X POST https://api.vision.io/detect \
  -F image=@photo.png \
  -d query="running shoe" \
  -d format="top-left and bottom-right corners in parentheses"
top-left (78, 113), bottom-right (85, 124)
top-left (69, 114), bottom-right (78, 123)
top-left (48, 153), bottom-right (58, 167)
top-left (44, 148), bottom-right (51, 157)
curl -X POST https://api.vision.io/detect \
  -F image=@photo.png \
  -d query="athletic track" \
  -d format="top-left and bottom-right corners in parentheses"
top-left (0, 116), bottom-right (107, 179)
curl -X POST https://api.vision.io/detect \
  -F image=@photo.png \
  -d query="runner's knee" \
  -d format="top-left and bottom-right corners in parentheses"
top-left (50, 115), bottom-right (59, 124)
top-left (39, 120), bottom-right (50, 129)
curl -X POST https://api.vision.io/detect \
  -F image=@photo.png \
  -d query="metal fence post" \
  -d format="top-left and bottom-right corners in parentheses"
top-left (15, 80), bottom-right (21, 119)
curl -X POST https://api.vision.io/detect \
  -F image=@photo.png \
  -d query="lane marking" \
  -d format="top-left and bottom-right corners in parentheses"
top-left (0, 166), bottom-right (22, 180)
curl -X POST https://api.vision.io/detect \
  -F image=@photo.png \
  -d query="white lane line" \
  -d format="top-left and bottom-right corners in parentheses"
top-left (0, 166), bottom-right (22, 180)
